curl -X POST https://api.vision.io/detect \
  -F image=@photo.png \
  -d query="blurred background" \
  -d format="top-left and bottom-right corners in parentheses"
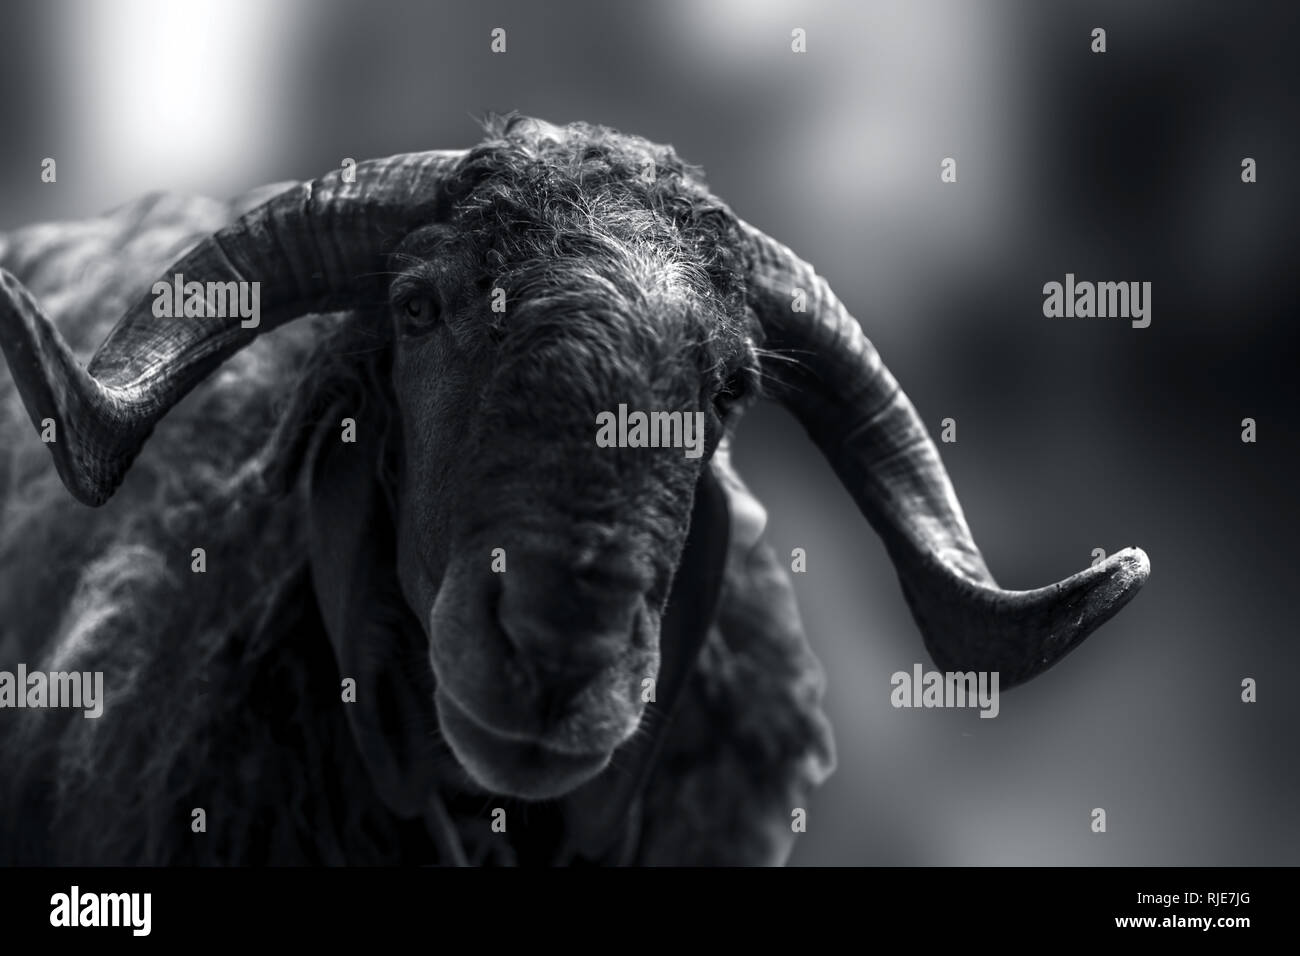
top-left (1, 0), bottom-right (1296, 864)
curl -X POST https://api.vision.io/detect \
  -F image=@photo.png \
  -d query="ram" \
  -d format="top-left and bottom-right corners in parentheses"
top-left (0, 116), bottom-right (1149, 865)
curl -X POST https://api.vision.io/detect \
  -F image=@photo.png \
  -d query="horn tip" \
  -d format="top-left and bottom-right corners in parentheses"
top-left (0, 268), bottom-right (126, 508)
top-left (1097, 546), bottom-right (1151, 603)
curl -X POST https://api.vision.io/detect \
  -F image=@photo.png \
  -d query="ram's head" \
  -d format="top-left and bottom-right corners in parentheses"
top-left (0, 117), bottom-right (1149, 808)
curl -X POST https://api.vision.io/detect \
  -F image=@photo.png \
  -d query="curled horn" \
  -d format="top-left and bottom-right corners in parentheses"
top-left (741, 222), bottom-right (1149, 687)
top-left (0, 150), bottom-right (467, 506)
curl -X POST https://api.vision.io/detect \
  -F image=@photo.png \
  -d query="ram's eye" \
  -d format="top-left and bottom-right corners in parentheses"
top-left (395, 294), bottom-right (439, 332)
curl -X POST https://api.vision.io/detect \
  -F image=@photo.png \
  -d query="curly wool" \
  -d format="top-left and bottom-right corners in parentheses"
top-left (450, 115), bottom-right (758, 397)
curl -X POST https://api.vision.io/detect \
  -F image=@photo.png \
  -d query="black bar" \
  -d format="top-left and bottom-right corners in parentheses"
top-left (0, 866), bottom-right (1278, 942)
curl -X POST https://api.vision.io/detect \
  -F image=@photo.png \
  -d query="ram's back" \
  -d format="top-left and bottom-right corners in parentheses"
top-left (0, 192), bottom-right (400, 865)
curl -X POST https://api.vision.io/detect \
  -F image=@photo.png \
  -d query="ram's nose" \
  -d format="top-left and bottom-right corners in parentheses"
top-left (495, 549), bottom-right (645, 692)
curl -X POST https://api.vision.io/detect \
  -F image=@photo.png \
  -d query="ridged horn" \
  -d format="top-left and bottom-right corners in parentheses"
top-left (742, 222), bottom-right (1148, 687)
top-left (0, 150), bottom-right (466, 506)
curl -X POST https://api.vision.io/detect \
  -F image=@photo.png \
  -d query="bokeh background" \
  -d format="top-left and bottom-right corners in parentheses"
top-left (2, 0), bottom-right (1296, 864)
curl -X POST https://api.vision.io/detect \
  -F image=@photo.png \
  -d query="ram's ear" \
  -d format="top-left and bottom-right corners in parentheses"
top-left (300, 399), bottom-right (439, 819)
